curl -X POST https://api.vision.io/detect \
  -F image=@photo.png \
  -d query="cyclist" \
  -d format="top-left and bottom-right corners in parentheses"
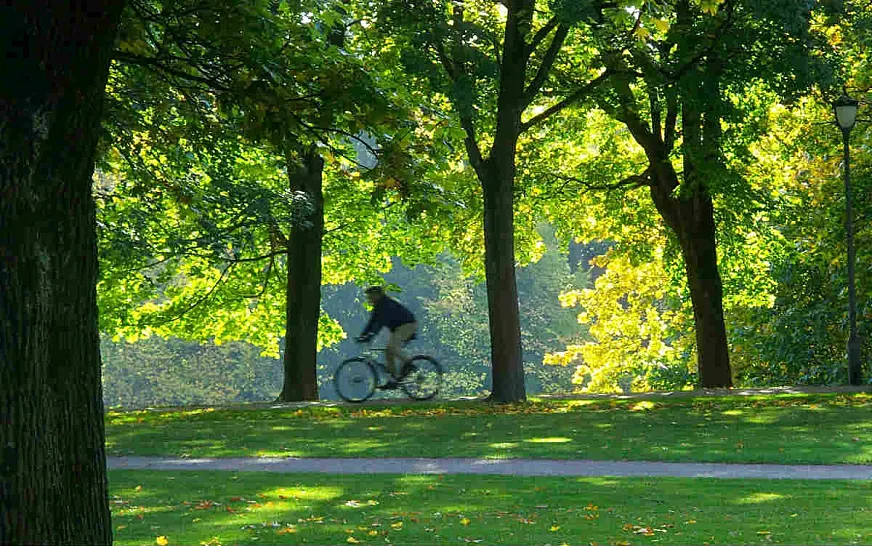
top-left (355, 286), bottom-right (418, 387)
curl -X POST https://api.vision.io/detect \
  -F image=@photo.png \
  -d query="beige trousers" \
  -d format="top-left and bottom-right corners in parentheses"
top-left (386, 322), bottom-right (417, 375)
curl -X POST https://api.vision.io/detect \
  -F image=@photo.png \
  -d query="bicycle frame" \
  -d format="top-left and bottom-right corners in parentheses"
top-left (356, 343), bottom-right (392, 376)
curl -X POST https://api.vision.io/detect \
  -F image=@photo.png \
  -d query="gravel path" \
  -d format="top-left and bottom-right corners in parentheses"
top-left (108, 456), bottom-right (872, 480)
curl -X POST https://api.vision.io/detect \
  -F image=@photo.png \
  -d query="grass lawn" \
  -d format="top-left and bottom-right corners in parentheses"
top-left (110, 470), bottom-right (872, 546)
top-left (106, 393), bottom-right (872, 464)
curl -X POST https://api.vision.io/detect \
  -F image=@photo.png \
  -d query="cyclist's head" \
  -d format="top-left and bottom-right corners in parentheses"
top-left (365, 286), bottom-right (385, 305)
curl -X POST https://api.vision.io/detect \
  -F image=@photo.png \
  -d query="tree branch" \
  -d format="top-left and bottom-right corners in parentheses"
top-left (521, 70), bottom-right (611, 131)
top-left (225, 248), bottom-right (288, 264)
top-left (523, 24), bottom-right (569, 106)
top-left (113, 51), bottom-right (232, 91)
top-left (237, 255), bottom-right (275, 299)
top-left (665, 85), bottom-right (678, 152)
top-left (435, 41), bottom-right (458, 82)
top-left (148, 262), bottom-right (237, 326)
top-left (525, 16), bottom-right (559, 59)
top-left (460, 115), bottom-right (485, 173)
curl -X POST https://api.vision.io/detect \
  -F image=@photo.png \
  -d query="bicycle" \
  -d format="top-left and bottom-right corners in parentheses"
top-left (333, 340), bottom-right (443, 403)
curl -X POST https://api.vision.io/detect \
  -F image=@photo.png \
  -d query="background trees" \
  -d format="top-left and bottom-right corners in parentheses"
top-left (99, 0), bottom-right (459, 401)
top-left (96, 0), bottom-right (872, 411)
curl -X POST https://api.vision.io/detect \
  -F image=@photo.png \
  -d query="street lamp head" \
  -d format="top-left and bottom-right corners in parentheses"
top-left (834, 94), bottom-right (859, 132)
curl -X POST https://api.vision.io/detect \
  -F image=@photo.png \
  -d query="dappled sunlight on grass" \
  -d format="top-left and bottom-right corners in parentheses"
top-left (106, 393), bottom-right (872, 465)
top-left (109, 471), bottom-right (872, 546)
top-left (736, 492), bottom-right (787, 504)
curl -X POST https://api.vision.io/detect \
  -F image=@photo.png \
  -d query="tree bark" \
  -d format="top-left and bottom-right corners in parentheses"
top-left (0, 1), bottom-right (125, 544)
top-left (473, 0), bottom-right (534, 403)
top-left (673, 195), bottom-right (732, 387)
top-left (480, 162), bottom-right (526, 402)
top-left (278, 147), bottom-right (324, 402)
top-left (650, 182), bottom-right (732, 388)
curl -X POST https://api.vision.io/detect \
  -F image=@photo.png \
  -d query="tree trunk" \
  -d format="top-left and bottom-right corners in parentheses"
top-left (481, 163), bottom-right (526, 403)
top-left (278, 148), bottom-right (324, 402)
top-left (0, 1), bottom-right (125, 544)
top-left (652, 182), bottom-right (732, 388)
top-left (674, 194), bottom-right (732, 387)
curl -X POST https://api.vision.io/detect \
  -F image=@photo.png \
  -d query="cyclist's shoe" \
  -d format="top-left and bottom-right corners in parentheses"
top-left (378, 380), bottom-right (399, 390)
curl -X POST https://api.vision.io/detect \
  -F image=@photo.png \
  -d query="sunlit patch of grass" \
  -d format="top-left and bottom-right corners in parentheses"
top-left (523, 437), bottom-right (571, 444)
top-left (736, 492), bottom-right (787, 504)
top-left (109, 470), bottom-right (872, 546)
top-left (265, 485), bottom-right (344, 501)
top-left (630, 401), bottom-right (657, 411)
top-left (106, 393), bottom-right (872, 464)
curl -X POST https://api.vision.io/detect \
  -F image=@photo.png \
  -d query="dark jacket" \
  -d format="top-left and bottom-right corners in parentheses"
top-left (361, 297), bottom-right (415, 336)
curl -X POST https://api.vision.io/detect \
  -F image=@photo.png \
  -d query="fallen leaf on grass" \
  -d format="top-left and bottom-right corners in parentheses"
top-left (549, 525), bottom-right (560, 532)
top-left (277, 527), bottom-right (297, 535)
top-left (156, 537), bottom-right (168, 546)
top-left (460, 517), bottom-right (471, 526)
top-left (391, 521), bottom-right (404, 530)
top-left (346, 537), bottom-right (360, 544)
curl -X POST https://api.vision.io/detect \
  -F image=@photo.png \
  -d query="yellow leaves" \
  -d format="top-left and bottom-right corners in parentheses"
top-left (368, 530), bottom-right (379, 537)
top-left (277, 527), bottom-right (297, 535)
top-left (391, 521), bottom-right (404, 530)
top-left (549, 525), bottom-right (561, 532)
top-left (460, 517), bottom-right (471, 526)
top-left (156, 537), bottom-right (169, 546)
top-left (135, 485), bottom-right (143, 492)
top-left (633, 26), bottom-right (652, 41)
top-left (346, 537), bottom-right (360, 544)
top-left (694, 0), bottom-right (724, 15)
top-left (652, 18), bottom-right (670, 33)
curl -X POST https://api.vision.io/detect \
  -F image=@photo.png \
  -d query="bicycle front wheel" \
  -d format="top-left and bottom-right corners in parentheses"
top-left (401, 356), bottom-right (443, 401)
top-left (334, 358), bottom-right (377, 403)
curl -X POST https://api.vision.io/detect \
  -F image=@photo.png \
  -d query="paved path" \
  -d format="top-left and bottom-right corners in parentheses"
top-left (108, 456), bottom-right (872, 481)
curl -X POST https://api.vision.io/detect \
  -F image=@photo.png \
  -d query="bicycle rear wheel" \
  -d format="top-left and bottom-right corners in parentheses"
top-left (334, 358), bottom-right (377, 403)
top-left (401, 356), bottom-right (443, 401)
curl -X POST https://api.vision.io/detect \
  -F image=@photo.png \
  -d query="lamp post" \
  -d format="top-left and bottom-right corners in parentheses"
top-left (833, 94), bottom-right (863, 385)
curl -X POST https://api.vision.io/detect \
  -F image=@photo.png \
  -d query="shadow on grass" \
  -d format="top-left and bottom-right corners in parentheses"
top-left (109, 469), bottom-right (872, 546)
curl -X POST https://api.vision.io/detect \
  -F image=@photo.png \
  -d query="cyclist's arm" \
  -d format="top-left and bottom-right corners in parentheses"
top-left (360, 307), bottom-right (382, 338)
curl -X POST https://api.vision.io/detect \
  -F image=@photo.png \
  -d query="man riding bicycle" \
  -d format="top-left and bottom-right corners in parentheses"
top-left (355, 286), bottom-right (418, 387)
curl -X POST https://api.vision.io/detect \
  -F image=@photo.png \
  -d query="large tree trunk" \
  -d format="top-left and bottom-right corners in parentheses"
top-left (472, 0), bottom-right (532, 403)
top-left (0, 1), bottom-right (125, 544)
top-left (674, 194), bottom-right (732, 387)
top-left (651, 182), bottom-right (732, 388)
top-left (481, 163), bottom-right (526, 403)
top-left (278, 147), bottom-right (324, 402)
